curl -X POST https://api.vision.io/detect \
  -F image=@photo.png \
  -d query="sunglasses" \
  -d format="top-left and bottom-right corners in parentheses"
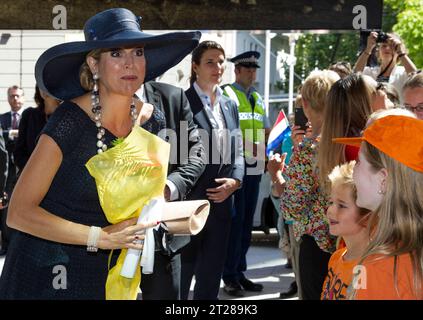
top-left (404, 104), bottom-right (423, 113)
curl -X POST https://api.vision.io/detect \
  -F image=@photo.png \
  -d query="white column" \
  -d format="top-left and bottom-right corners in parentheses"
top-left (264, 30), bottom-right (271, 117)
top-left (288, 35), bottom-right (296, 115)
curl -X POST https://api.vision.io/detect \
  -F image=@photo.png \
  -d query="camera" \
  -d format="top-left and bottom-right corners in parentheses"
top-left (376, 31), bottom-right (389, 43)
top-left (359, 30), bottom-right (390, 51)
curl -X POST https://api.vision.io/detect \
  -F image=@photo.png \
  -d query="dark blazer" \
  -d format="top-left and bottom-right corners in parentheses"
top-left (0, 112), bottom-right (13, 152)
top-left (140, 81), bottom-right (206, 300)
top-left (185, 86), bottom-right (244, 201)
top-left (0, 112), bottom-right (12, 130)
top-left (180, 86), bottom-right (244, 299)
top-left (0, 111), bottom-right (18, 195)
top-left (13, 107), bottom-right (47, 171)
top-left (144, 82), bottom-right (206, 200)
top-left (0, 128), bottom-right (7, 193)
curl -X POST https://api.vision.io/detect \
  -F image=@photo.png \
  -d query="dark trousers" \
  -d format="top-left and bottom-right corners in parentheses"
top-left (298, 235), bottom-right (331, 300)
top-left (180, 205), bottom-right (232, 300)
top-left (222, 172), bottom-right (261, 283)
top-left (0, 208), bottom-right (9, 250)
top-left (140, 252), bottom-right (181, 300)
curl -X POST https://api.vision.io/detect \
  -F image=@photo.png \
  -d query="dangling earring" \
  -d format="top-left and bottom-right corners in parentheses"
top-left (91, 72), bottom-right (107, 154)
top-left (377, 190), bottom-right (385, 195)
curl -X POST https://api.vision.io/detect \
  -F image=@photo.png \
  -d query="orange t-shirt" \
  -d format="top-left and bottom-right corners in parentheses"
top-left (321, 248), bottom-right (357, 300)
top-left (355, 254), bottom-right (423, 300)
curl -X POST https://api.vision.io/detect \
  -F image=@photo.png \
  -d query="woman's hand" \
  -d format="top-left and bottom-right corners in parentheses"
top-left (291, 125), bottom-right (306, 149)
top-left (267, 153), bottom-right (287, 179)
top-left (366, 32), bottom-right (378, 52)
top-left (99, 217), bottom-right (159, 250)
top-left (390, 37), bottom-right (406, 56)
top-left (206, 178), bottom-right (240, 203)
top-left (268, 153), bottom-right (287, 197)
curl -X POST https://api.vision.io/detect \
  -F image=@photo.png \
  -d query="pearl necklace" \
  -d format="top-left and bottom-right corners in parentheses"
top-left (91, 74), bottom-right (138, 154)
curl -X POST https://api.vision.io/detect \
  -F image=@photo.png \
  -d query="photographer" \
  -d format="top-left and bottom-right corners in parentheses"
top-left (354, 31), bottom-right (417, 99)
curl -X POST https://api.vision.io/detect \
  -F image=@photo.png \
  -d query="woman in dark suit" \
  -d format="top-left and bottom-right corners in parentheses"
top-left (14, 85), bottom-right (60, 172)
top-left (180, 41), bottom-right (244, 300)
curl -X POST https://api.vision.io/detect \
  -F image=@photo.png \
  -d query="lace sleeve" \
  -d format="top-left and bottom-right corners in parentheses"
top-left (41, 102), bottom-right (86, 155)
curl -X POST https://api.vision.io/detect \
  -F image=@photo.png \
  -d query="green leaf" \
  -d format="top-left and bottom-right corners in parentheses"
top-left (111, 137), bottom-right (125, 147)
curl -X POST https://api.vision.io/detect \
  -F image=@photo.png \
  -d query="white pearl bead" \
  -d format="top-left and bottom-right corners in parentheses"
top-left (100, 128), bottom-right (105, 135)
top-left (102, 144), bottom-right (107, 151)
top-left (97, 133), bottom-right (103, 139)
top-left (96, 121), bottom-right (101, 127)
top-left (97, 141), bottom-right (103, 148)
top-left (97, 149), bottom-right (103, 154)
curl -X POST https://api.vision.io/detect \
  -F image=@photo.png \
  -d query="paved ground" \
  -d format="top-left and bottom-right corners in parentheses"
top-left (0, 229), bottom-right (298, 300)
top-left (186, 229), bottom-right (298, 300)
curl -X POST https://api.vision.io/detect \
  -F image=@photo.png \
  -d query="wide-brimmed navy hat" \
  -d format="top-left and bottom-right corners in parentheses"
top-left (35, 8), bottom-right (201, 101)
top-left (228, 51), bottom-right (260, 68)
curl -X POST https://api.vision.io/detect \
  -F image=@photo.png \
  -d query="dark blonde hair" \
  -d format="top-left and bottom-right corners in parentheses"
top-left (403, 72), bottom-right (423, 92)
top-left (295, 94), bottom-right (302, 108)
top-left (376, 82), bottom-right (400, 106)
top-left (317, 73), bottom-right (373, 193)
top-left (329, 61), bottom-right (352, 79)
top-left (79, 49), bottom-right (109, 91)
top-left (190, 41), bottom-right (225, 85)
top-left (300, 70), bottom-right (339, 114)
top-left (349, 142), bottom-right (423, 299)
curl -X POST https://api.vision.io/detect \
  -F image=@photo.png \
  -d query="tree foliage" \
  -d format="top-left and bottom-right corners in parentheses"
top-left (386, 0), bottom-right (423, 68)
top-left (293, 32), bottom-right (359, 89)
top-left (289, 0), bottom-right (422, 91)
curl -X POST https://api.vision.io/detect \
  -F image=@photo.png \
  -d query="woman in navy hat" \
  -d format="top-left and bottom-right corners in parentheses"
top-left (0, 8), bottom-right (200, 299)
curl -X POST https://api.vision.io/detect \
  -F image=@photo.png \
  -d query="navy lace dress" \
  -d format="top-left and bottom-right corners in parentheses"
top-left (0, 101), bottom-right (165, 299)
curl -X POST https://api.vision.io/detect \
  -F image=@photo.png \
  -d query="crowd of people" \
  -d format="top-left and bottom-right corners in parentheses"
top-left (0, 7), bottom-right (421, 300)
top-left (268, 30), bottom-right (422, 300)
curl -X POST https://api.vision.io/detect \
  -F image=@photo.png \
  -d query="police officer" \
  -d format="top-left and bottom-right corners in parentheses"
top-left (222, 51), bottom-right (270, 297)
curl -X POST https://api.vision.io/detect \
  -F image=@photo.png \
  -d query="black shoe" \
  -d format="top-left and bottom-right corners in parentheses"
top-left (279, 281), bottom-right (297, 299)
top-left (239, 277), bottom-right (263, 292)
top-left (284, 260), bottom-right (293, 269)
top-left (223, 282), bottom-right (244, 297)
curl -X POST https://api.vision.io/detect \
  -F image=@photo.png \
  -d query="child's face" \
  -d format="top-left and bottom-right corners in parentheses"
top-left (353, 150), bottom-right (384, 211)
top-left (326, 184), bottom-right (365, 237)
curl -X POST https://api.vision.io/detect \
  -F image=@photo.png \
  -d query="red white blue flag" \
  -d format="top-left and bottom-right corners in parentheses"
top-left (266, 110), bottom-right (291, 157)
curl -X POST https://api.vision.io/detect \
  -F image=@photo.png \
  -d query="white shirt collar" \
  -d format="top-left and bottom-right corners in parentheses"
top-left (135, 84), bottom-right (145, 102)
top-left (193, 82), bottom-right (223, 109)
top-left (12, 109), bottom-right (23, 117)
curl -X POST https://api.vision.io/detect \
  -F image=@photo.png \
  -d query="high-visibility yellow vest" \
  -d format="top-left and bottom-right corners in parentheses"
top-left (223, 85), bottom-right (265, 157)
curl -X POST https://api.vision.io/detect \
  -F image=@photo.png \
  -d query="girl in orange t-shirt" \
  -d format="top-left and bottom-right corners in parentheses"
top-left (321, 162), bottom-right (371, 300)
top-left (334, 114), bottom-right (423, 300)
